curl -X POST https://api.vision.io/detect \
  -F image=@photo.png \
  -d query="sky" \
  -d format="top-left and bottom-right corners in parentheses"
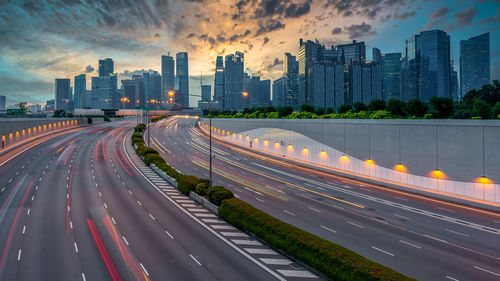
top-left (0, 0), bottom-right (499, 107)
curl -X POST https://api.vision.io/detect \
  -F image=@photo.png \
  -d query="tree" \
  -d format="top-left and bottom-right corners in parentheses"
top-left (326, 107), bottom-right (334, 114)
top-left (314, 107), bottom-right (325, 115)
top-left (387, 99), bottom-right (406, 116)
top-left (337, 104), bottom-right (352, 114)
top-left (429, 97), bottom-right (454, 118)
top-left (493, 102), bottom-right (500, 119)
top-left (471, 98), bottom-right (491, 119)
top-left (368, 99), bottom-right (386, 111)
top-left (406, 99), bottom-right (428, 117)
top-left (300, 104), bottom-right (314, 113)
top-left (264, 106), bottom-right (276, 113)
top-left (352, 102), bottom-right (368, 112)
top-left (278, 106), bottom-right (293, 117)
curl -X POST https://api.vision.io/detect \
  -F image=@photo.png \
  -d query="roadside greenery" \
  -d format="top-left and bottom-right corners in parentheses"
top-left (205, 80), bottom-right (500, 120)
top-left (219, 198), bottom-right (414, 281)
top-left (132, 122), bottom-right (411, 280)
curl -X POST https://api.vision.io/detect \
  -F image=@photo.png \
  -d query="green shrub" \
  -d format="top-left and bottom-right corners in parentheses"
top-left (219, 198), bottom-right (413, 281)
top-left (142, 147), bottom-right (159, 155)
top-left (177, 175), bottom-right (200, 195)
top-left (132, 132), bottom-right (143, 138)
top-left (144, 153), bottom-right (165, 166)
top-left (195, 183), bottom-right (209, 196)
top-left (207, 186), bottom-right (234, 206)
top-left (135, 124), bottom-right (146, 132)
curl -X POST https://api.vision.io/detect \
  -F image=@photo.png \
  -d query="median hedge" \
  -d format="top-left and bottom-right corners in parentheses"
top-left (207, 185), bottom-right (234, 206)
top-left (219, 198), bottom-right (413, 281)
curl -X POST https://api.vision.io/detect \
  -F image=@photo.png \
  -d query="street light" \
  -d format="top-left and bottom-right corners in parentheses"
top-left (120, 97), bottom-right (130, 109)
top-left (168, 90), bottom-right (249, 187)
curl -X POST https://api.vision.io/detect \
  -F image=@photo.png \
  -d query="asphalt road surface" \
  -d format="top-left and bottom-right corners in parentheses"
top-left (147, 116), bottom-right (500, 281)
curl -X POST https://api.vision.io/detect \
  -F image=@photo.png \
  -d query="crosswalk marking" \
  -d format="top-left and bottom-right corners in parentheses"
top-left (277, 270), bottom-right (317, 278)
top-left (211, 225), bottom-right (236, 230)
top-left (202, 219), bottom-right (224, 223)
top-left (231, 239), bottom-right (262, 245)
top-left (259, 258), bottom-right (293, 265)
top-left (244, 248), bottom-right (278, 255)
top-left (187, 208), bottom-right (209, 213)
top-left (193, 213), bottom-right (217, 218)
top-left (220, 232), bottom-right (249, 237)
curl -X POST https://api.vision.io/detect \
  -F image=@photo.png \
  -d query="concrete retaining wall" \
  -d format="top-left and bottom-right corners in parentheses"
top-left (201, 118), bottom-right (500, 205)
top-left (0, 118), bottom-right (86, 151)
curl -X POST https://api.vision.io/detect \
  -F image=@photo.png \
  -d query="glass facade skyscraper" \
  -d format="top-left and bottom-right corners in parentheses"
top-left (460, 32), bottom-right (490, 97)
top-left (224, 52), bottom-right (244, 110)
top-left (283, 53), bottom-right (299, 108)
top-left (55, 78), bottom-right (70, 111)
top-left (381, 53), bottom-right (401, 100)
top-left (176, 52), bottom-right (189, 108)
top-left (98, 58), bottom-right (114, 77)
top-left (74, 74), bottom-right (86, 109)
top-left (161, 55), bottom-right (175, 99)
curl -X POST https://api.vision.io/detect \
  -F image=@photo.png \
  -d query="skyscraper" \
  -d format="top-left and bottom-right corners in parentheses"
top-left (372, 48), bottom-right (382, 64)
top-left (249, 76), bottom-right (271, 108)
top-left (450, 62), bottom-right (459, 101)
top-left (0, 95), bottom-right (6, 111)
top-left (74, 74), bottom-right (86, 109)
top-left (214, 56), bottom-right (225, 105)
top-left (298, 39), bottom-right (324, 105)
top-left (224, 52), bottom-right (245, 110)
top-left (161, 55), bottom-right (175, 98)
top-left (55, 78), bottom-right (70, 111)
top-left (201, 85), bottom-right (211, 102)
top-left (311, 62), bottom-right (344, 109)
top-left (337, 40), bottom-right (366, 66)
top-left (176, 52), bottom-right (189, 108)
top-left (401, 30), bottom-right (451, 102)
top-left (419, 30), bottom-right (451, 101)
top-left (98, 58), bottom-right (114, 77)
top-left (283, 53), bottom-right (299, 108)
top-left (381, 53), bottom-right (401, 100)
top-left (272, 77), bottom-right (286, 108)
top-left (460, 32), bottom-right (490, 97)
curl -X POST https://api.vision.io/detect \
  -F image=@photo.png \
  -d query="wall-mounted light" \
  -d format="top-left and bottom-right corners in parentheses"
top-left (432, 169), bottom-right (445, 179)
top-left (303, 147), bottom-right (308, 153)
top-left (477, 176), bottom-right (492, 184)
top-left (366, 158), bottom-right (375, 165)
top-left (320, 150), bottom-right (326, 156)
top-left (274, 142), bottom-right (280, 148)
top-left (287, 144), bottom-right (293, 150)
top-left (341, 154), bottom-right (348, 161)
top-left (394, 163), bottom-right (407, 172)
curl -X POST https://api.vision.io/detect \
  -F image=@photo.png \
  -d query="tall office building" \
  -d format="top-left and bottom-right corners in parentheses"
top-left (214, 56), bottom-right (225, 106)
top-left (249, 76), bottom-right (271, 108)
top-left (98, 58), bottom-right (114, 77)
top-left (450, 64), bottom-right (459, 101)
top-left (0, 95), bottom-right (6, 111)
top-left (121, 78), bottom-right (144, 109)
top-left (161, 55), bottom-right (175, 98)
top-left (224, 52), bottom-right (245, 110)
top-left (91, 74), bottom-right (117, 109)
top-left (372, 48), bottom-right (382, 63)
top-left (311, 62), bottom-right (344, 109)
top-left (298, 39), bottom-right (324, 105)
top-left (381, 53), bottom-right (401, 100)
top-left (460, 32), bottom-right (490, 97)
top-left (176, 52), bottom-right (189, 108)
top-left (283, 53), bottom-right (299, 108)
top-left (55, 78), bottom-right (70, 111)
top-left (272, 77), bottom-right (286, 108)
top-left (74, 74), bottom-right (86, 109)
top-left (201, 85), bottom-right (211, 102)
top-left (143, 71), bottom-right (162, 107)
top-left (337, 40), bottom-right (366, 66)
top-left (401, 30), bottom-right (451, 102)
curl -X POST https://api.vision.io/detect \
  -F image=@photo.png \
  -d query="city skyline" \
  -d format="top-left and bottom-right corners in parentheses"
top-left (0, 0), bottom-right (499, 106)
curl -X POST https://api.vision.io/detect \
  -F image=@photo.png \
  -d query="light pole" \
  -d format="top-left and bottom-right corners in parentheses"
top-left (120, 97), bottom-right (130, 109)
top-left (168, 90), bottom-right (248, 187)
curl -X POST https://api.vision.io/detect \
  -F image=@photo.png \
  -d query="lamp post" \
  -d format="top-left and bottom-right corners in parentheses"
top-left (120, 97), bottom-right (130, 109)
top-left (168, 90), bottom-right (248, 187)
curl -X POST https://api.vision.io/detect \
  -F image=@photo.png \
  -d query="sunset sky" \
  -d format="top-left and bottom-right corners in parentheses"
top-left (0, 0), bottom-right (499, 106)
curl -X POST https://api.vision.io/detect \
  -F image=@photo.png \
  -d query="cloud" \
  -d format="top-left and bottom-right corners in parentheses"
top-left (154, 33), bottom-right (161, 39)
top-left (453, 7), bottom-right (477, 25)
top-left (255, 19), bottom-right (285, 37)
top-left (265, 57), bottom-right (282, 71)
top-left (263, 37), bottom-right (270, 45)
top-left (394, 11), bottom-right (416, 20)
top-left (478, 15), bottom-right (500, 24)
top-left (285, 1), bottom-right (312, 18)
top-left (344, 22), bottom-right (376, 39)
top-left (429, 7), bottom-right (450, 18)
top-left (85, 65), bottom-right (95, 73)
top-left (331, 27), bottom-right (342, 35)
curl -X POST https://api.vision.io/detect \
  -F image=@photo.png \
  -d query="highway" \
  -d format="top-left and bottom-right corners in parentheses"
top-left (0, 119), bottom-right (317, 281)
top-left (148, 116), bottom-right (500, 281)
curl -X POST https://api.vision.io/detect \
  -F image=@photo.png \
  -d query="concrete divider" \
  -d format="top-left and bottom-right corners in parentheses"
top-left (201, 118), bottom-right (500, 207)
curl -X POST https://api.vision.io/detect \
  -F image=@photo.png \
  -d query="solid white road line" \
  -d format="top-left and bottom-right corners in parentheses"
top-left (139, 263), bottom-right (149, 276)
top-left (190, 254), bottom-right (202, 266)
top-left (394, 214), bottom-right (411, 220)
top-left (399, 240), bottom-right (422, 249)
top-left (320, 225), bottom-right (336, 234)
top-left (446, 229), bottom-right (469, 237)
top-left (283, 210), bottom-right (295, 216)
top-left (347, 221), bottom-right (363, 228)
top-left (473, 266), bottom-right (500, 277)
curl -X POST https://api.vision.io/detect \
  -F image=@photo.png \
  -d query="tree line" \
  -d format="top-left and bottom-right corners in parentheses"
top-left (205, 80), bottom-right (500, 120)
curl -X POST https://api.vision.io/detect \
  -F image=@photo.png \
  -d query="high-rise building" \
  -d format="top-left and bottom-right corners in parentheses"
top-left (74, 74), bottom-right (86, 109)
top-left (98, 58), bottom-right (114, 77)
top-left (121, 78), bottom-right (143, 109)
top-left (381, 53), bottom-right (401, 100)
top-left (298, 39), bottom-right (324, 105)
top-left (176, 52), bottom-right (189, 108)
top-left (249, 76), bottom-right (271, 108)
top-left (460, 32), bottom-right (490, 97)
top-left (311, 62), bottom-right (344, 109)
top-left (143, 71), bottom-right (162, 107)
top-left (214, 56), bottom-right (225, 106)
top-left (272, 77), bottom-right (286, 108)
top-left (419, 30), bottom-right (451, 101)
top-left (55, 78), bottom-right (70, 111)
top-left (201, 85), bottom-right (211, 102)
top-left (450, 61), bottom-right (459, 101)
top-left (283, 53), bottom-right (299, 108)
top-left (401, 30), bottom-right (451, 102)
top-left (224, 52), bottom-right (245, 110)
top-left (0, 95), bottom-right (6, 111)
top-left (337, 40), bottom-right (366, 66)
top-left (347, 63), bottom-right (380, 104)
top-left (372, 48), bottom-right (382, 64)
top-left (91, 74), bottom-right (117, 109)
top-left (161, 55), bottom-right (175, 98)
